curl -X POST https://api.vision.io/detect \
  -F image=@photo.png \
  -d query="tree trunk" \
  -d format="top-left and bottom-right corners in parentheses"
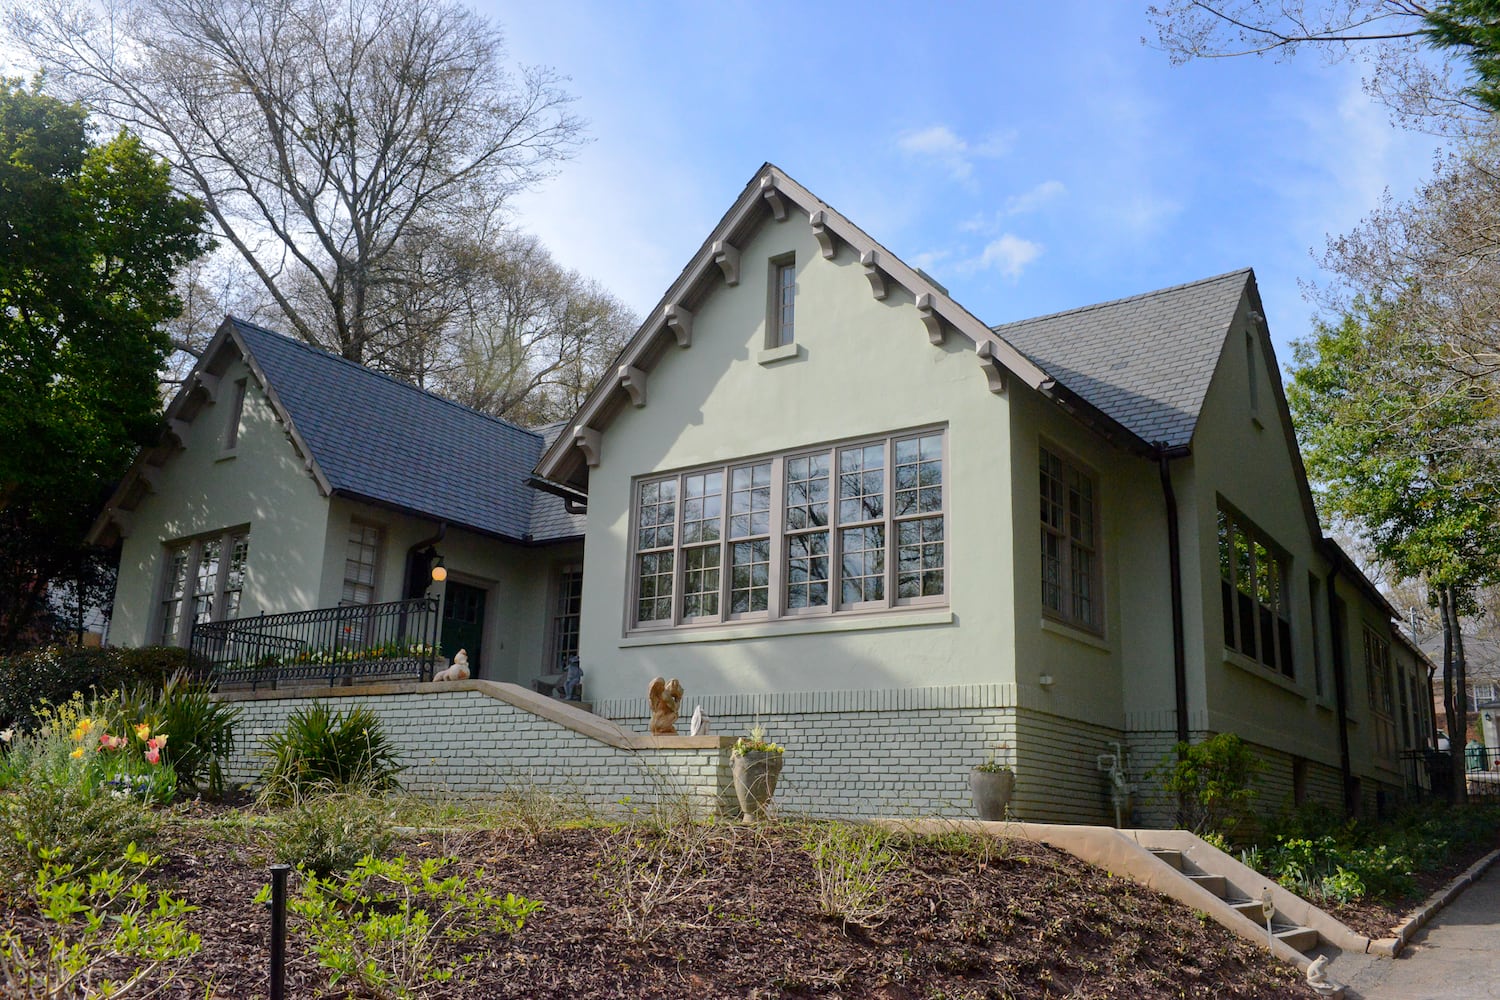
top-left (1441, 584), bottom-right (1469, 804)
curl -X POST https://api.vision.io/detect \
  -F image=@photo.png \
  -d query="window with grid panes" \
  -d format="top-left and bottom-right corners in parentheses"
top-left (1216, 505), bottom-right (1294, 677)
top-left (550, 568), bottom-right (583, 671)
top-left (157, 529), bottom-right (250, 646)
top-left (629, 430), bottom-right (945, 630)
top-left (1039, 445), bottom-right (1101, 631)
top-left (772, 258), bottom-right (795, 347)
top-left (342, 523), bottom-right (381, 605)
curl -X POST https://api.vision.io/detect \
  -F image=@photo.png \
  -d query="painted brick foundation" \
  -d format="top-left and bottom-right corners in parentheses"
top-left (218, 680), bottom-right (738, 816)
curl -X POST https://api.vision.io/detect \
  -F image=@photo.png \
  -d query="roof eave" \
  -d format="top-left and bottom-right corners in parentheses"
top-left (534, 163), bottom-right (1056, 495)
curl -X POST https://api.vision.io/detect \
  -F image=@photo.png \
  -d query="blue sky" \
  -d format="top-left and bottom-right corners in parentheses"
top-left (494, 1), bottom-right (1443, 368)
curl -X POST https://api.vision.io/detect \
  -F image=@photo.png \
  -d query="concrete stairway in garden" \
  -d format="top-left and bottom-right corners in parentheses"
top-left (1150, 846), bottom-right (1322, 955)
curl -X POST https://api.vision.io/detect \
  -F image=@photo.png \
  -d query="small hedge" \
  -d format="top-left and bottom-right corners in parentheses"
top-left (0, 646), bottom-right (189, 731)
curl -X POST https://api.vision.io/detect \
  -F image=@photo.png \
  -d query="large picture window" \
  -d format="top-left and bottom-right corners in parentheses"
top-left (1039, 445), bottom-right (1101, 632)
top-left (1217, 505), bottom-right (1293, 678)
top-left (630, 429), bottom-right (946, 630)
top-left (158, 528), bottom-right (250, 646)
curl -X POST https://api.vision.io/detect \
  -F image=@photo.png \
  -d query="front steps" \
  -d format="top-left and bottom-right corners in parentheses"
top-left (878, 820), bottom-right (1397, 997)
top-left (1153, 847), bottom-right (1325, 959)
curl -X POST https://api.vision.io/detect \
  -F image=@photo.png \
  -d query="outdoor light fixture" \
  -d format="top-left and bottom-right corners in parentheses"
top-left (430, 555), bottom-right (447, 583)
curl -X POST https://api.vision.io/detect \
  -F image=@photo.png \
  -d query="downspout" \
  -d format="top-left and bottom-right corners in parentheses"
top-left (1156, 446), bottom-right (1190, 746)
top-left (1325, 560), bottom-right (1356, 817)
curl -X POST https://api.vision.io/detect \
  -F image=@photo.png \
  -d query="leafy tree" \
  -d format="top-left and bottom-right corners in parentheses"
top-left (1147, 1), bottom-right (1500, 133)
top-left (8, 0), bottom-right (584, 368)
top-left (1288, 297), bottom-right (1500, 798)
top-left (0, 79), bottom-right (207, 650)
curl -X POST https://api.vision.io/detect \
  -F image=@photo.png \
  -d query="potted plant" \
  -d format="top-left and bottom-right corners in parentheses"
top-left (730, 725), bottom-right (784, 822)
top-left (969, 744), bottom-right (1014, 821)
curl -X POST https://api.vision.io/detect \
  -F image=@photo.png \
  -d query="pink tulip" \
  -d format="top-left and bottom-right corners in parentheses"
top-left (145, 746), bottom-right (161, 765)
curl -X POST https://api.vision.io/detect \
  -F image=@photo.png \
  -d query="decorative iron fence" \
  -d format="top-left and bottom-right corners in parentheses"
top-left (189, 597), bottom-right (440, 690)
top-left (1401, 745), bottom-right (1500, 801)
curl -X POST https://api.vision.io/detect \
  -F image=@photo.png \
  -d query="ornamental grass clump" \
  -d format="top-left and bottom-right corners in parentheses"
top-left (257, 702), bottom-right (403, 803)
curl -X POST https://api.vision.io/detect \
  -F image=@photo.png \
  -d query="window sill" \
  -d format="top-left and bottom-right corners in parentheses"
top-left (1040, 617), bottom-right (1110, 652)
top-left (621, 607), bottom-right (952, 646)
top-left (1223, 648), bottom-right (1304, 697)
top-left (757, 343), bottom-right (800, 366)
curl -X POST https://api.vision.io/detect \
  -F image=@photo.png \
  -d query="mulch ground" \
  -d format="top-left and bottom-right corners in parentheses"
top-left (1, 805), bottom-right (1311, 1000)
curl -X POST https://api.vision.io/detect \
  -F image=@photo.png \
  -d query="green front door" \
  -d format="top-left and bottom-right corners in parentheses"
top-left (440, 581), bottom-right (487, 677)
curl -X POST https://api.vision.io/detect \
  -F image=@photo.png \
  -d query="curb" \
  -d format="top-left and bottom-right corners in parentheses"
top-left (1380, 846), bottom-right (1500, 957)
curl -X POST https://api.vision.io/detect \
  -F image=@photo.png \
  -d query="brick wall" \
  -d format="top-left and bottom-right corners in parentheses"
top-left (597, 685), bottom-right (1133, 823)
top-left (220, 681), bottom-right (738, 816)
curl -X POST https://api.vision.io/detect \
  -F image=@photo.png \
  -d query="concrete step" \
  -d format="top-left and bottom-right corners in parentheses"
top-left (1188, 873), bottom-right (1227, 897)
top-left (1150, 848), bottom-right (1184, 871)
top-left (1230, 899), bottom-right (1264, 920)
top-left (1275, 925), bottom-right (1320, 953)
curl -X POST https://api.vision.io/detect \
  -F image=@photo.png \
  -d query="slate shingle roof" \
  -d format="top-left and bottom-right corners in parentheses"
top-left (993, 269), bottom-right (1252, 449)
top-left (231, 318), bottom-right (582, 543)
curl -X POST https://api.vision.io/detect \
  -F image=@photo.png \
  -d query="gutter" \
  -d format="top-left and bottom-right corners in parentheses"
top-left (1155, 444), bottom-right (1192, 746)
top-left (1324, 557), bottom-right (1356, 817)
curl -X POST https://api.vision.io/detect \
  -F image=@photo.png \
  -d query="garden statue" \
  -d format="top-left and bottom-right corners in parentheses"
top-left (648, 676), bottom-right (684, 734)
top-left (432, 649), bottom-right (470, 682)
top-left (690, 705), bottom-right (710, 735)
top-left (562, 655), bottom-right (583, 701)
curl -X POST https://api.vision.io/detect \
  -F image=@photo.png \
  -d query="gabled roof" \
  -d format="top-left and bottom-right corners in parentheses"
top-left (532, 163), bottom-right (1140, 494)
top-left (994, 269), bottom-right (1253, 450)
top-left (90, 318), bottom-right (583, 546)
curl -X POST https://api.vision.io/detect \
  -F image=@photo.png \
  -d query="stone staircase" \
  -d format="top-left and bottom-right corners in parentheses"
top-left (1150, 846), bottom-right (1322, 955)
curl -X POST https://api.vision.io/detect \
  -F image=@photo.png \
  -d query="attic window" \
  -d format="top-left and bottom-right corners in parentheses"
top-left (769, 255), bottom-right (795, 348)
top-left (222, 378), bottom-right (248, 455)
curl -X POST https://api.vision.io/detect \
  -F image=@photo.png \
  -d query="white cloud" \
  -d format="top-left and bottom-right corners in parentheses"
top-left (897, 124), bottom-right (1012, 181)
top-left (1005, 179), bottom-right (1066, 215)
top-left (956, 234), bottom-right (1043, 280)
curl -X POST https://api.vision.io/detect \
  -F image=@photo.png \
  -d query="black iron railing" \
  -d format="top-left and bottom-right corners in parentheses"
top-left (1401, 744), bottom-right (1500, 801)
top-left (189, 596), bottom-right (440, 690)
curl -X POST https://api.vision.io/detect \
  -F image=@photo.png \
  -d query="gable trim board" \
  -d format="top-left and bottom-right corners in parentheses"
top-left (533, 164), bottom-right (1159, 499)
top-left (90, 317), bottom-right (584, 549)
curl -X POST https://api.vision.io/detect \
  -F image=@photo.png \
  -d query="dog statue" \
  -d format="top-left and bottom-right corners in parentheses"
top-left (433, 649), bottom-right (470, 682)
top-left (648, 676), bottom-right (684, 734)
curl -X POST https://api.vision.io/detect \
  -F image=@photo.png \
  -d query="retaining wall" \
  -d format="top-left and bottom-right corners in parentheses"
top-left (217, 680), bottom-right (737, 816)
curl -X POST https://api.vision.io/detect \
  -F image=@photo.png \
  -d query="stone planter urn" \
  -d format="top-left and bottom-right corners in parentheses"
top-left (731, 749), bottom-right (784, 822)
top-left (969, 767), bottom-right (1015, 821)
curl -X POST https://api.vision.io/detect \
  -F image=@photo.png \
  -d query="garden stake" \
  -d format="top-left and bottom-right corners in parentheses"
top-left (270, 864), bottom-right (291, 1000)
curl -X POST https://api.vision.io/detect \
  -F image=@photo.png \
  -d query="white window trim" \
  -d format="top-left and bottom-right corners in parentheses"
top-left (156, 527), bottom-right (250, 646)
top-left (1038, 440), bottom-right (1104, 635)
top-left (625, 426), bottom-right (948, 636)
top-left (340, 520), bottom-right (383, 607)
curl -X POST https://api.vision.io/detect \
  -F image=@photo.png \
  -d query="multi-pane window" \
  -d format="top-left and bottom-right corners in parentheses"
top-left (629, 430), bottom-right (945, 629)
top-left (550, 568), bottom-right (583, 671)
top-left (159, 549), bottom-right (190, 645)
top-left (157, 529), bottom-right (250, 646)
top-left (635, 479), bottom-right (677, 624)
top-left (1363, 626), bottom-right (1397, 761)
top-left (1217, 505), bottom-right (1293, 678)
top-left (1039, 445), bottom-right (1100, 632)
top-left (772, 258), bottom-right (796, 347)
top-left (728, 463), bottom-right (772, 614)
top-left (342, 523), bottom-right (381, 605)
